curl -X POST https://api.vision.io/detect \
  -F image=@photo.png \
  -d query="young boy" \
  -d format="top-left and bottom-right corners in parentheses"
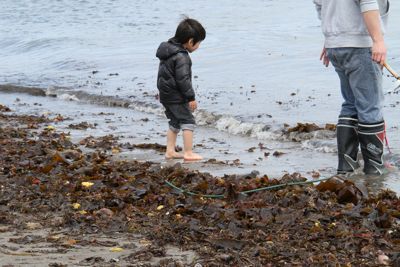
top-left (156, 17), bottom-right (206, 161)
top-left (313, 0), bottom-right (389, 175)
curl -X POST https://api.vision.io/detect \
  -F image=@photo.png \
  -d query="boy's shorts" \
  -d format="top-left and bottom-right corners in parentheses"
top-left (163, 103), bottom-right (195, 133)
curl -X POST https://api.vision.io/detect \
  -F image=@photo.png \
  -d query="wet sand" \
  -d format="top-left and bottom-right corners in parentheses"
top-left (0, 227), bottom-right (196, 266)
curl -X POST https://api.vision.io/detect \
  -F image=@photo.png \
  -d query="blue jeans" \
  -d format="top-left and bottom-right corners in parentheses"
top-left (326, 48), bottom-right (384, 124)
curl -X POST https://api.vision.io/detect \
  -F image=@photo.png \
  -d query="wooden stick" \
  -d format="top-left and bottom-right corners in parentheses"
top-left (383, 62), bottom-right (400, 80)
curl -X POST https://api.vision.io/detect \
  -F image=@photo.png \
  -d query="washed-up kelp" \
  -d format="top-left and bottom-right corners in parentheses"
top-left (0, 107), bottom-right (399, 266)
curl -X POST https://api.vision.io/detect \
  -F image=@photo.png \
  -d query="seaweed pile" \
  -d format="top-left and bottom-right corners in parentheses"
top-left (1, 106), bottom-right (400, 266)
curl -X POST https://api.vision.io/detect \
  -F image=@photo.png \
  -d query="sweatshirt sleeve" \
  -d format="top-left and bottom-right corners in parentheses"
top-left (359, 0), bottom-right (379, 13)
top-left (378, 0), bottom-right (389, 15)
top-left (313, 0), bottom-right (322, 20)
top-left (175, 53), bottom-right (195, 102)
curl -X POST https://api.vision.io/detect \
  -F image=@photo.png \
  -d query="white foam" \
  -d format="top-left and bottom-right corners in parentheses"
top-left (58, 93), bottom-right (80, 101)
top-left (128, 103), bottom-right (163, 116)
top-left (197, 112), bottom-right (283, 140)
top-left (302, 140), bottom-right (336, 153)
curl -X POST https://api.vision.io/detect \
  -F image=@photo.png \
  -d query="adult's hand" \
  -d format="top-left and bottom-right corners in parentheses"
top-left (320, 47), bottom-right (330, 67)
top-left (371, 40), bottom-right (387, 65)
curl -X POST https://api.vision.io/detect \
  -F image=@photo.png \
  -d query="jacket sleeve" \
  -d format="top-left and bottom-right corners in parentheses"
top-left (175, 53), bottom-right (195, 102)
top-left (359, 0), bottom-right (379, 12)
top-left (313, 0), bottom-right (322, 20)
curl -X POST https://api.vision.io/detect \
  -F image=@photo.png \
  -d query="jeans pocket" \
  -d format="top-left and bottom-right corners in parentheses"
top-left (344, 49), bottom-right (369, 70)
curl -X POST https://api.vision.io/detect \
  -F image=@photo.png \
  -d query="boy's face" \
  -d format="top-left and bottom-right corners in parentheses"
top-left (184, 39), bottom-right (201, 53)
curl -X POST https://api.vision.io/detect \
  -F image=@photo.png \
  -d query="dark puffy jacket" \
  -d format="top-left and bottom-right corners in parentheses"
top-left (156, 39), bottom-right (195, 104)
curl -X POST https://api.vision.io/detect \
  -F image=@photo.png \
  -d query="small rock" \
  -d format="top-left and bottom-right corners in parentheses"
top-left (219, 254), bottom-right (233, 262)
top-left (0, 226), bottom-right (10, 232)
top-left (247, 147), bottom-right (256, 152)
top-left (273, 151), bottom-right (285, 157)
top-left (0, 104), bottom-right (11, 112)
top-left (95, 208), bottom-right (114, 219)
top-left (25, 222), bottom-right (42, 230)
top-left (51, 216), bottom-right (65, 227)
top-left (378, 254), bottom-right (390, 265)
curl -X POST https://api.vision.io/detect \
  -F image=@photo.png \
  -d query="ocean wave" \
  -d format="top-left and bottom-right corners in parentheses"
top-left (3, 38), bottom-right (73, 54)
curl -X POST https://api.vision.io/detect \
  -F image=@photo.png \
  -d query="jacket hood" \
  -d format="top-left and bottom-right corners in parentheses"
top-left (156, 39), bottom-right (187, 60)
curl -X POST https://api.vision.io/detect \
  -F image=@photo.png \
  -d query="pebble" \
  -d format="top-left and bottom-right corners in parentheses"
top-left (25, 222), bottom-right (42, 230)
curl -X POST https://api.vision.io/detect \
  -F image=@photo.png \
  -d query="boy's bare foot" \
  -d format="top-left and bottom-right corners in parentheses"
top-left (183, 152), bottom-right (203, 162)
top-left (165, 152), bottom-right (184, 159)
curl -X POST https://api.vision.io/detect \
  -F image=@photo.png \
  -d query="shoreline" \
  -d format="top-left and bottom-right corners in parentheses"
top-left (1, 103), bottom-right (400, 266)
top-left (0, 88), bottom-right (342, 179)
top-left (0, 83), bottom-right (339, 144)
top-left (1, 86), bottom-right (400, 195)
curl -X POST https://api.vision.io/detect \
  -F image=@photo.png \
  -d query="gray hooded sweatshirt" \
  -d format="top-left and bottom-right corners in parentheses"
top-left (313, 0), bottom-right (389, 48)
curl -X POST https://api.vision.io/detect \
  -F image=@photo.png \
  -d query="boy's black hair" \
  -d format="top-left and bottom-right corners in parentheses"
top-left (173, 17), bottom-right (206, 45)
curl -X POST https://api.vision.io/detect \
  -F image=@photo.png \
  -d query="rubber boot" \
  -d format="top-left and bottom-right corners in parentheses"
top-left (337, 117), bottom-right (360, 174)
top-left (358, 121), bottom-right (386, 175)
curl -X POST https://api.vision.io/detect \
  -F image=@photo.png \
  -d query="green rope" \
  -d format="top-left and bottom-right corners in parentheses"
top-left (240, 177), bottom-right (332, 195)
top-left (165, 180), bottom-right (225, 199)
top-left (165, 176), bottom-right (333, 199)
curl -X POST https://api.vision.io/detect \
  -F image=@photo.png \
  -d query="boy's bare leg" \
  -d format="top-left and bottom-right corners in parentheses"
top-left (182, 130), bottom-right (203, 161)
top-left (165, 129), bottom-right (183, 159)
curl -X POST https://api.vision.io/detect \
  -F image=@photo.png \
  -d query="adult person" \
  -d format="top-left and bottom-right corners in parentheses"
top-left (313, 0), bottom-right (390, 175)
